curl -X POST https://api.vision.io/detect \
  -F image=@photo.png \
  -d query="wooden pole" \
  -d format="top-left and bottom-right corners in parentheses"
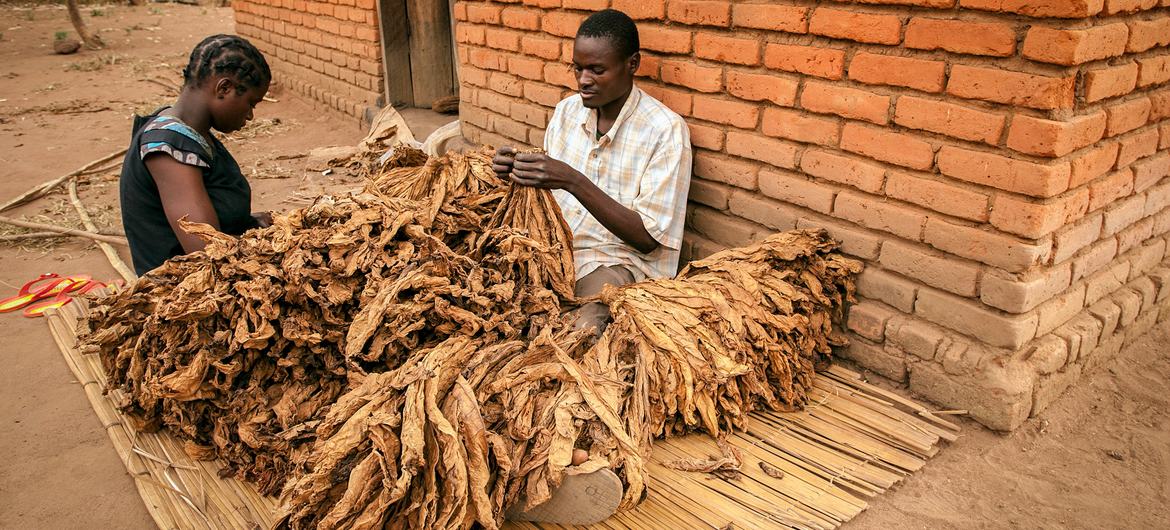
top-left (68, 179), bottom-right (136, 282)
top-left (0, 215), bottom-right (129, 246)
top-left (0, 149), bottom-right (125, 214)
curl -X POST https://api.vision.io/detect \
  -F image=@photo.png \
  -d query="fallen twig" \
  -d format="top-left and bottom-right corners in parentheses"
top-left (0, 231), bottom-right (63, 242)
top-left (0, 149), bottom-right (126, 213)
top-left (0, 215), bottom-right (129, 246)
top-left (68, 178), bottom-right (136, 282)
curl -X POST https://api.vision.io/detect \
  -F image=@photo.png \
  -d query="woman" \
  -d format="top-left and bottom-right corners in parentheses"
top-left (120, 34), bottom-right (272, 275)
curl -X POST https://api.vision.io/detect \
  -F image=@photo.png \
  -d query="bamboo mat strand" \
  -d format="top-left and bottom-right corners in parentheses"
top-left (45, 297), bottom-right (955, 530)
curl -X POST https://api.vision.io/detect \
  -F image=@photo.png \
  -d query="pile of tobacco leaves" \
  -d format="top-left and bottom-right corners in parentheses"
top-left (81, 146), bottom-right (861, 529)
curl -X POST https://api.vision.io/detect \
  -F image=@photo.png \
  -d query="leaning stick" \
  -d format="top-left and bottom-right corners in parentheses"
top-left (0, 149), bottom-right (126, 213)
top-left (0, 231), bottom-right (61, 242)
top-left (0, 215), bottom-right (129, 246)
top-left (68, 179), bottom-right (136, 283)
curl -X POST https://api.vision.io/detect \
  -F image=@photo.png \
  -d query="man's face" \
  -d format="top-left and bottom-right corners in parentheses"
top-left (572, 36), bottom-right (638, 109)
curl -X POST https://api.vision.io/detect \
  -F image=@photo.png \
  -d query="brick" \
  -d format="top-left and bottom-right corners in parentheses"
top-left (636, 53), bottom-right (661, 80)
top-left (1021, 24), bottom-right (1128, 66)
top-left (761, 107), bottom-right (839, 146)
top-left (1133, 241), bottom-right (1168, 280)
top-left (904, 17), bottom-right (1016, 57)
top-left (693, 96), bottom-right (759, 129)
top-left (1127, 18), bottom-right (1170, 53)
top-left (886, 317), bottom-right (946, 361)
top-left (688, 178), bottom-right (731, 210)
top-left (800, 150), bottom-right (885, 194)
top-left (947, 65), bottom-right (1075, 110)
top-left (1163, 123), bottom-right (1170, 150)
top-left (510, 100), bottom-right (548, 127)
top-left (660, 60), bottom-right (722, 93)
top-left (1112, 288), bottom-right (1143, 327)
top-left (688, 122), bottom-right (725, 151)
top-left (731, 4), bottom-right (808, 33)
top-left (1027, 335), bottom-right (1070, 376)
top-left (690, 206), bottom-right (764, 247)
top-left (840, 124), bottom-right (934, 171)
top-left (1117, 217), bottom-right (1154, 255)
top-left (764, 43), bottom-right (846, 80)
top-left (693, 151), bottom-right (758, 189)
top-left (991, 190), bottom-right (1089, 239)
top-left (501, 7), bottom-right (540, 30)
top-left (960, 0), bottom-right (1104, 18)
top-left (521, 35), bottom-right (563, 60)
top-left (915, 287), bottom-right (1038, 349)
top-left (1145, 180), bottom-right (1170, 216)
top-left (611, 0), bottom-right (663, 19)
top-left (1105, 97), bottom-right (1153, 137)
top-left (800, 82), bottom-right (890, 125)
top-left (1151, 89), bottom-right (1170, 121)
top-left (694, 33), bottom-right (761, 66)
top-left (1069, 142), bottom-right (1120, 188)
top-left (1116, 129), bottom-right (1160, 169)
top-left (796, 215), bottom-right (884, 260)
top-left (561, 0), bottom-right (607, 9)
top-left (543, 61), bottom-right (576, 89)
top-left (456, 24), bottom-right (486, 45)
top-left (880, 240), bottom-right (979, 296)
top-left (1134, 153), bottom-right (1170, 193)
top-left (758, 169), bottom-right (837, 213)
top-left (469, 47), bottom-right (508, 71)
top-left (923, 217), bottom-right (1051, 272)
top-left (937, 146), bottom-right (1070, 198)
top-left (523, 81), bottom-right (565, 107)
top-left (729, 190), bottom-right (798, 231)
top-left (809, 7), bottom-right (902, 45)
top-left (1073, 238), bottom-right (1120, 283)
top-left (542, 11), bottom-right (585, 38)
top-left (640, 85), bottom-right (692, 116)
top-left (489, 114), bottom-right (529, 142)
top-left (466, 3), bottom-right (502, 24)
top-left (847, 302), bottom-right (900, 341)
top-left (887, 172), bottom-right (990, 222)
top-left (1087, 299), bottom-right (1122, 341)
top-left (1036, 284), bottom-right (1087, 336)
top-left (1088, 168), bottom-right (1135, 211)
top-left (843, 340), bottom-right (907, 382)
top-left (489, 72), bottom-right (524, 97)
top-left (893, 97), bottom-right (1005, 145)
top-left (849, 53), bottom-right (946, 93)
top-left (725, 132), bottom-right (799, 169)
top-left (726, 71), bottom-right (798, 107)
top-left (1006, 112), bottom-right (1107, 158)
top-left (983, 265), bottom-right (1073, 313)
top-left (1083, 63), bottom-right (1140, 104)
top-left (667, 0), bottom-right (731, 26)
top-left (1103, 194), bottom-right (1146, 236)
top-left (509, 56), bottom-right (545, 80)
top-left (836, 192), bottom-right (927, 241)
top-left (1137, 55), bottom-right (1170, 88)
top-left (856, 269), bottom-right (916, 312)
top-left (1105, 0), bottom-right (1157, 14)
top-left (639, 26), bottom-right (692, 54)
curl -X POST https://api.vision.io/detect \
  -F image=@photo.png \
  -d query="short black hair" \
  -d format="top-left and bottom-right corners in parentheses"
top-left (182, 34), bottom-right (271, 93)
top-left (576, 9), bottom-right (639, 58)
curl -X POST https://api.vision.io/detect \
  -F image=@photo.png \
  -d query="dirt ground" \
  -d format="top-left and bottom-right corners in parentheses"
top-left (0, 4), bottom-right (1166, 530)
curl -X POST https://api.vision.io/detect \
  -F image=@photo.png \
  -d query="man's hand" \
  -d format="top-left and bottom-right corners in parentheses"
top-left (491, 146), bottom-right (517, 181)
top-left (511, 152), bottom-right (583, 192)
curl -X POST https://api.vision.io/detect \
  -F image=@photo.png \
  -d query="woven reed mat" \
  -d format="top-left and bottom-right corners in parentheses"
top-left (46, 296), bottom-right (958, 530)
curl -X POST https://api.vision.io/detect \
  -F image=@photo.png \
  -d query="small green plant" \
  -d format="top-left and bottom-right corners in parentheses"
top-left (24, 10), bottom-right (35, 21)
top-left (149, 7), bottom-right (163, 15)
top-left (54, 31), bottom-right (68, 41)
top-left (90, 8), bottom-right (105, 17)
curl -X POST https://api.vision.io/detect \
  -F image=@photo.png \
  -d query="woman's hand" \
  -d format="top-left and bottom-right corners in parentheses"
top-left (252, 211), bottom-right (274, 228)
top-left (511, 152), bottom-right (583, 192)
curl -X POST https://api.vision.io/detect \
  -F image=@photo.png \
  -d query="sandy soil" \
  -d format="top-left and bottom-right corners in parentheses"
top-left (0, 4), bottom-right (1166, 530)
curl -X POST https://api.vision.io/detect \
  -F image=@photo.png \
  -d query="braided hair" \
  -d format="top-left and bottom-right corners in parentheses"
top-left (181, 34), bottom-right (271, 93)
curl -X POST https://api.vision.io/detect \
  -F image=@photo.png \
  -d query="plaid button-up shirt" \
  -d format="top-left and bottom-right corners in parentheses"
top-left (545, 85), bottom-right (693, 281)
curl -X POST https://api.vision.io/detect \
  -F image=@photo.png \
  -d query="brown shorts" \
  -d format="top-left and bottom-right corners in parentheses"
top-left (571, 264), bottom-right (637, 336)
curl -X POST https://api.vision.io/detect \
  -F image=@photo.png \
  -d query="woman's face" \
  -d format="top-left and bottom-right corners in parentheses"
top-left (209, 77), bottom-right (268, 133)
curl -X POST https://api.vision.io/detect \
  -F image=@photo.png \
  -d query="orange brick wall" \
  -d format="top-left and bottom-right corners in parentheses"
top-left (455, 0), bottom-right (1170, 430)
top-left (233, 0), bottom-right (384, 121)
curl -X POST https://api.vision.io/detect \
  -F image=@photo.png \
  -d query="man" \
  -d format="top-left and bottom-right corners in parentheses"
top-left (492, 8), bottom-right (693, 525)
top-left (493, 8), bottom-right (692, 338)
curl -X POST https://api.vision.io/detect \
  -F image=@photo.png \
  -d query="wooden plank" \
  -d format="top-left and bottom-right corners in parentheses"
top-left (378, 0), bottom-right (413, 107)
top-left (406, 0), bottom-right (456, 106)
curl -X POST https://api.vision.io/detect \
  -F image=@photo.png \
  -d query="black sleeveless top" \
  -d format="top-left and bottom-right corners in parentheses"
top-left (119, 110), bottom-right (258, 275)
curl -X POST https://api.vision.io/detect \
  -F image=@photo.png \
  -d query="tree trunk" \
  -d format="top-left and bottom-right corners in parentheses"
top-left (65, 0), bottom-right (104, 50)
